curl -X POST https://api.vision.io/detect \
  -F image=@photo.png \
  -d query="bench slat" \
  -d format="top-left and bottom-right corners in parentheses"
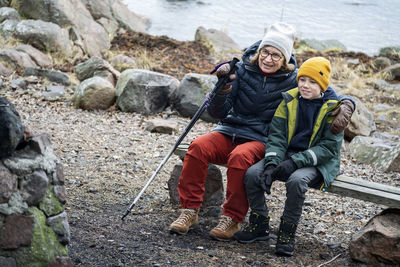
top-left (335, 175), bottom-right (400, 195)
top-left (328, 180), bottom-right (400, 208)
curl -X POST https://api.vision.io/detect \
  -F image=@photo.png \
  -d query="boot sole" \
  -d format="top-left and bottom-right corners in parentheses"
top-left (275, 249), bottom-right (294, 257)
top-left (236, 235), bottom-right (270, 244)
top-left (209, 232), bottom-right (232, 242)
top-left (169, 223), bottom-right (198, 235)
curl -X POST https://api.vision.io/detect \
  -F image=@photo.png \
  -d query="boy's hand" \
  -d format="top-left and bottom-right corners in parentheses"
top-left (330, 100), bottom-right (355, 134)
top-left (272, 159), bottom-right (297, 181)
top-left (262, 165), bottom-right (276, 194)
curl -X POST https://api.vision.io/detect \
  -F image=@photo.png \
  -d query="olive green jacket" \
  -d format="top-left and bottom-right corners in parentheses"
top-left (264, 88), bottom-right (344, 189)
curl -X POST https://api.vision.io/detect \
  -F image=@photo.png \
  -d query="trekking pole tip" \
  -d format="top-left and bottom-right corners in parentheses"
top-left (121, 205), bottom-right (134, 220)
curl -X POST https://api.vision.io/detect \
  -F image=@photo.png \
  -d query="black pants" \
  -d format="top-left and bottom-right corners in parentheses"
top-left (244, 158), bottom-right (323, 224)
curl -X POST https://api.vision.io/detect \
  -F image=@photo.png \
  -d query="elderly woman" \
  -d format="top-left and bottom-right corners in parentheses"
top-left (169, 22), bottom-right (354, 241)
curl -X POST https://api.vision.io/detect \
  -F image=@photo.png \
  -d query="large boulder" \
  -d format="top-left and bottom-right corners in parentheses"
top-left (83, 0), bottom-right (150, 34)
top-left (73, 76), bottom-right (115, 110)
top-left (116, 69), bottom-right (179, 115)
top-left (172, 73), bottom-right (217, 123)
top-left (348, 135), bottom-right (400, 172)
top-left (344, 96), bottom-right (376, 140)
top-left (349, 208), bottom-right (400, 265)
top-left (0, 97), bottom-right (23, 159)
top-left (0, 6), bottom-right (20, 22)
top-left (195, 26), bottom-right (240, 54)
top-left (0, 48), bottom-right (37, 69)
top-left (15, 44), bottom-right (52, 68)
top-left (14, 19), bottom-right (72, 56)
top-left (75, 56), bottom-right (120, 85)
top-left (168, 164), bottom-right (224, 209)
top-left (297, 38), bottom-right (347, 52)
top-left (0, 7), bottom-right (20, 39)
top-left (12, 0), bottom-right (110, 57)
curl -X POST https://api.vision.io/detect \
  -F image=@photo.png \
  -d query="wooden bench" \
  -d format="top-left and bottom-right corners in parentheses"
top-left (174, 143), bottom-right (400, 208)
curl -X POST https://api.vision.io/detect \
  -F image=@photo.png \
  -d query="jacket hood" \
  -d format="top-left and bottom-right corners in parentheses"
top-left (242, 40), bottom-right (298, 68)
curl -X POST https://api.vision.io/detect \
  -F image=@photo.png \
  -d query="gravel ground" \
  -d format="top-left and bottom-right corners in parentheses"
top-left (2, 32), bottom-right (399, 265)
top-left (5, 89), bottom-right (399, 267)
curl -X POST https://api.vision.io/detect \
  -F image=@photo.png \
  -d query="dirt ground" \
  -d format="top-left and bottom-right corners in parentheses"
top-left (4, 31), bottom-right (400, 266)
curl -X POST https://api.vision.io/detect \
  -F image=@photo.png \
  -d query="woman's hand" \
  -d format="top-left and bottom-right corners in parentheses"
top-left (330, 100), bottom-right (355, 134)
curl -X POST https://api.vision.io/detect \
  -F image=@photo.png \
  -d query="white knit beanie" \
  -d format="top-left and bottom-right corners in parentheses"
top-left (258, 22), bottom-right (296, 64)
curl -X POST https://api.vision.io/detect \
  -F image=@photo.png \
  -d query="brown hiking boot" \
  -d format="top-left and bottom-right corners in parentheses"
top-left (209, 215), bottom-right (240, 241)
top-left (169, 208), bottom-right (199, 235)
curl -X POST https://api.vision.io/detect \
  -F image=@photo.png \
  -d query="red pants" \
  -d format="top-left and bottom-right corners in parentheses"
top-left (178, 132), bottom-right (265, 223)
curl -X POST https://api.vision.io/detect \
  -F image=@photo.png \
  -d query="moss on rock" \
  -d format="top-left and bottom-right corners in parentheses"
top-left (39, 186), bottom-right (64, 217)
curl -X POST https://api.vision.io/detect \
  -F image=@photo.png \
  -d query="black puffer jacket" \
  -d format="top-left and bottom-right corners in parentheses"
top-left (207, 40), bottom-right (298, 145)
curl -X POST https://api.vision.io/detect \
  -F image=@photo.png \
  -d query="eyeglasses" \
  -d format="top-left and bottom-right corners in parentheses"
top-left (259, 49), bottom-right (283, 62)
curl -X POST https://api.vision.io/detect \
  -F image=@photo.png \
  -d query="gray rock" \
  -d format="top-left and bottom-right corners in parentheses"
top-left (116, 69), bottom-right (179, 114)
top-left (13, 0), bottom-right (110, 57)
top-left (53, 163), bottom-right (65, 186)
top-left (75, 56), bottom-right (120, 82)
top-left (0, 7), bottom-right (20, 22)
top-left (298, 38), bottom-right (347, 52)
top-left (349, 208), bottom-right (400, 265)
top-left (0, 162), bottom-right (17, 204)
top-left (3, 142), bottom-right (58, 176)
top-left (0, 18), bottom-right (17, 38)
top-left (53, 185), bottom-right (66, 204)
top-left (109, 0), bottom-right (150, 33)
top-left (173, 73), bottom-right (218, 122)
top-left (21, 170), bottom-right (49, 206)
top-left (0, 214), bottom-right (34, 249)
top-left (0, 192), bottom-right (28, 215)
top-left (73, 76), bottom-right (115, 110)
top-left (23, 67), bottom-right (70, 86)
top-left (372, 57), bottom-right (391, 71)
top-left (373, 79), bottom-right (400, 92)
top-left (348, 136), bottom-right (400, 172)
top-left (0, 97), bottom-right (24, 159)
top-left (195, 26), bottom-right (240, 53)
top-left (168, 164), bottom-right (224, 208)
top-left (0, 49), bottom-right (37, 70)
top-left (15, 44), bottom-right (52, 67)
top-left (379, 46), bottom-right (400, 57)
top-left (14, 19), bottom-right (72, 56)
top-left (145, 118), bottom-right (178, 134)
top-left (42, 85), bottom-right (66, 100)
top-left (46, 211), bottom-right (71, 245)
top-left (0, 62), bottom-right (12, 77)
top-left (10, 78), bottom-right (28, 90)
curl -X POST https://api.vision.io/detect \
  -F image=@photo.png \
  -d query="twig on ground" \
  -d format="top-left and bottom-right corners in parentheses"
top-left (317, 253), bottom-right (342, 267)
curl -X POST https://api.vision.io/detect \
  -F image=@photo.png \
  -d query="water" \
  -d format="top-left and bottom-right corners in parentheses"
top-left (123, 0), bottom-right (400, 56)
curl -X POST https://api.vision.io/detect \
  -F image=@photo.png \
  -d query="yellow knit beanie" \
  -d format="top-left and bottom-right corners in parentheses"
top-left (297, 57), bottom-right (331, 91)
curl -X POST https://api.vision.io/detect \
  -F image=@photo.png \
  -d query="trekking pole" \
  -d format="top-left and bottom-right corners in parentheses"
top-left (121, 57), bottom-right (239, 220)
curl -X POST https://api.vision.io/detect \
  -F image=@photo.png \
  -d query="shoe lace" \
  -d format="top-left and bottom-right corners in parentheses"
top-left (215, 215), bottom-right (234, 231)
top-left (175, 209), bottom-right (196, 225)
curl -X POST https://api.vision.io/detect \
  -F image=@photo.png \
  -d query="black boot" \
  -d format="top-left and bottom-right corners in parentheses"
top-left (233, 212), bottom-right (270, 244)
top-left (275, 219), bottom-right (297, 256)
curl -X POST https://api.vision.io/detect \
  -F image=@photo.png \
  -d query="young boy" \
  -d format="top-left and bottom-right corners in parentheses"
top-left (233, 57), bottom-right (344, 256)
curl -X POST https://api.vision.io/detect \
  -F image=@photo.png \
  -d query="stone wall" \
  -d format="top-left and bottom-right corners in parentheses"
top-left (0, 133), bottom-right (71, 266)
